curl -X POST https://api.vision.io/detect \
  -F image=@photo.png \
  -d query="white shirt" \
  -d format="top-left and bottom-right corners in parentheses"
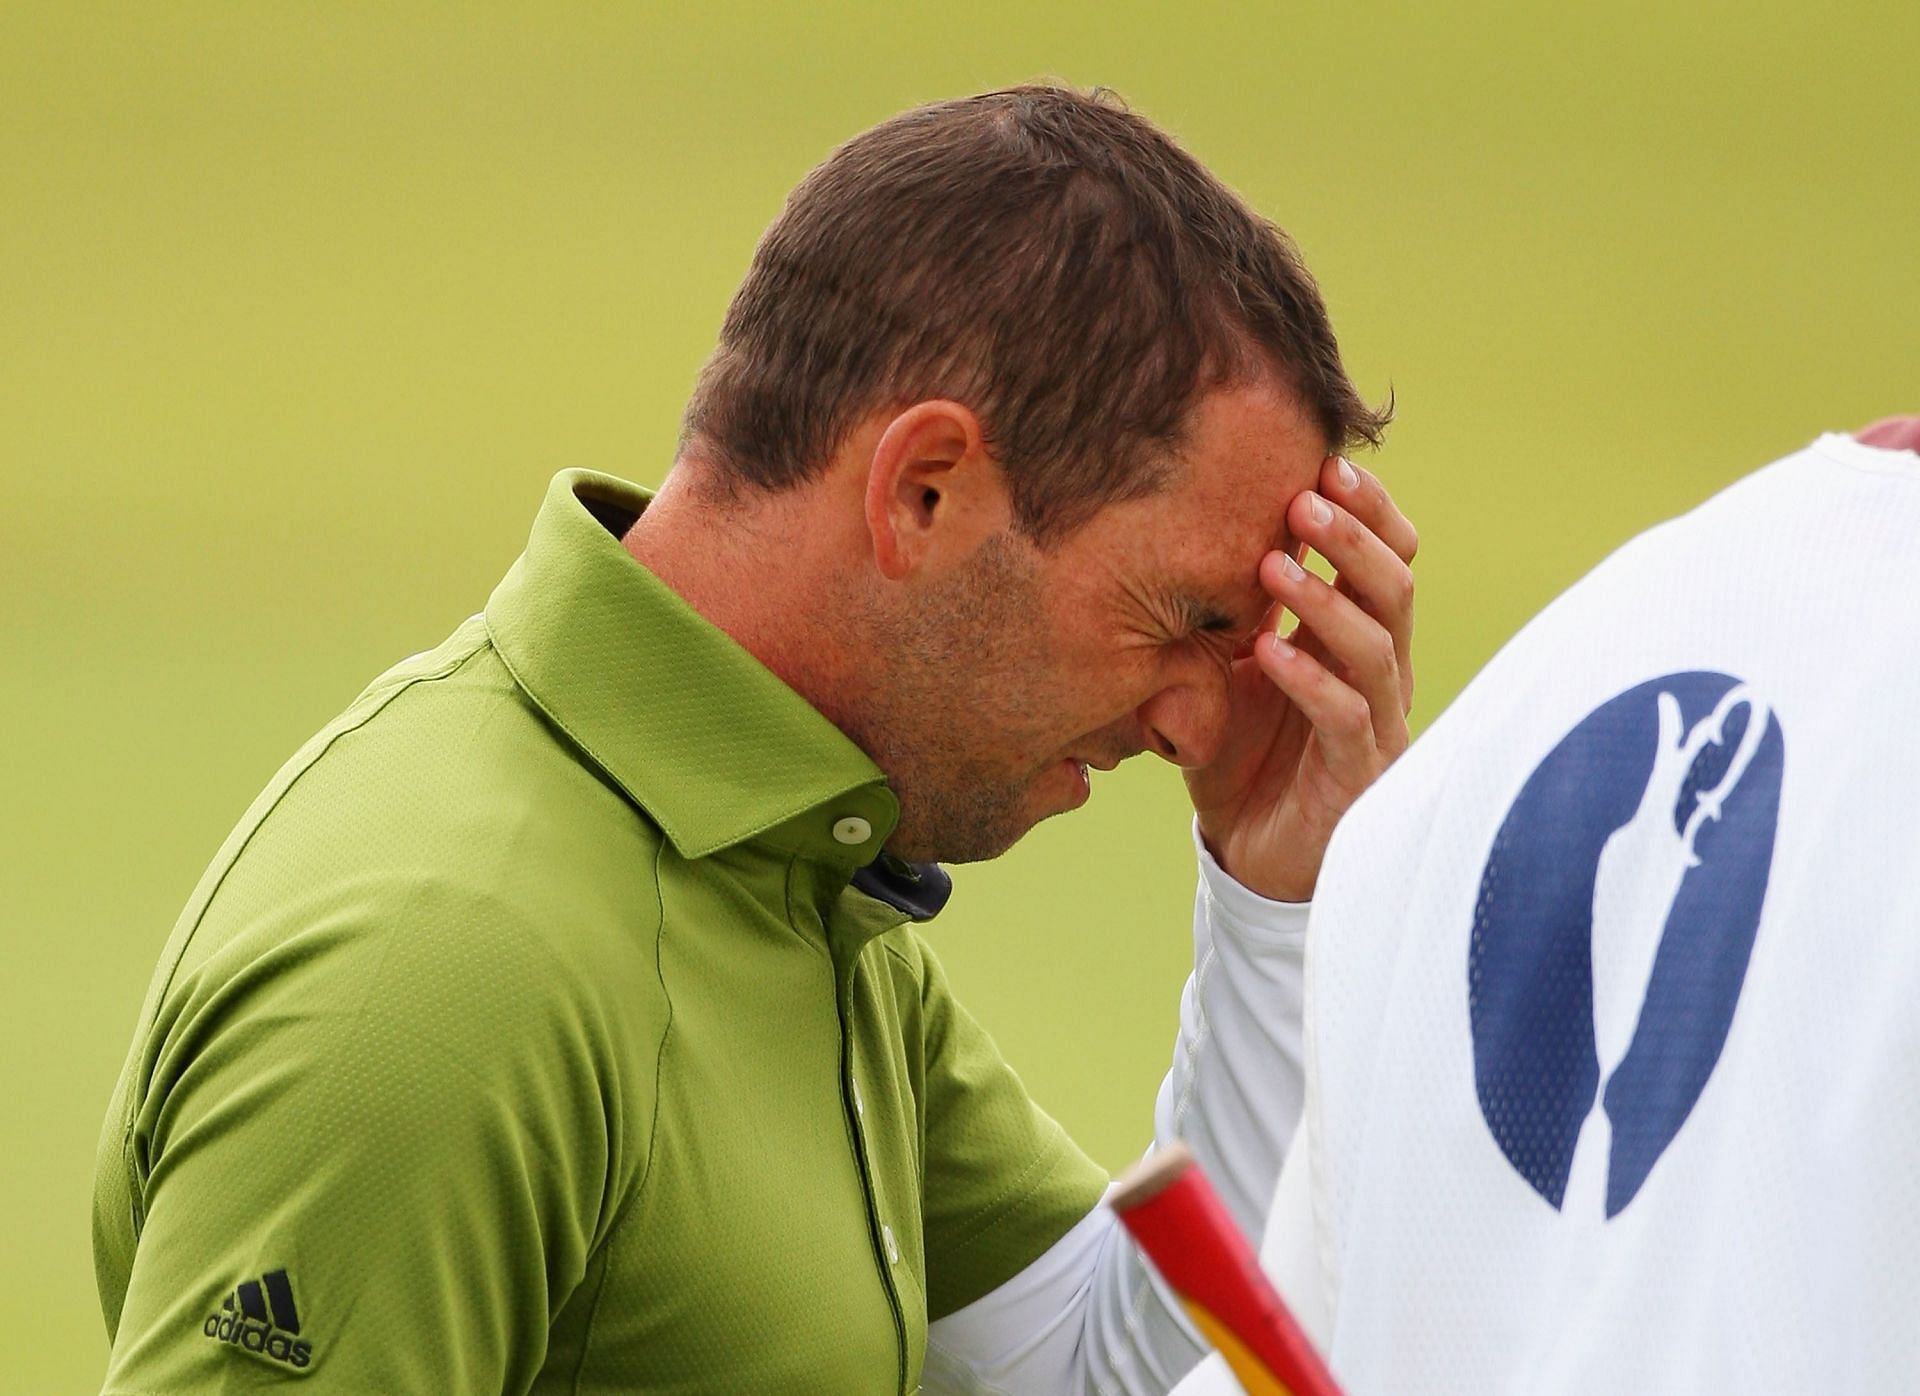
top-left (925, 825), bottom-right (1312, 1393)
top-left (1180, 432), bottom-right (1920, 1395)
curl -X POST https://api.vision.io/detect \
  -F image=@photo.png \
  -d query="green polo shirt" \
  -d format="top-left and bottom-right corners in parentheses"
top-left (92, 469), bottom-right (1107, 1393)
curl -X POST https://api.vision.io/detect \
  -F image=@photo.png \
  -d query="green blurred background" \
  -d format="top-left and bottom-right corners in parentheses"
top-left (3, 1), bottom-right (1913, 1387)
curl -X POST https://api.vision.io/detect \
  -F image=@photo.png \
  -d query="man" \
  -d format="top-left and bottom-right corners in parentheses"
top-left (1178, 418), bottom-right (1920, 1395)
top-left (92, 87), bottom-right (1416, 1392)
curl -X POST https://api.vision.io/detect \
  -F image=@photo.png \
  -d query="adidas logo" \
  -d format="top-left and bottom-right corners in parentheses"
top-left (202, 1268), bottom-right (314, 1368)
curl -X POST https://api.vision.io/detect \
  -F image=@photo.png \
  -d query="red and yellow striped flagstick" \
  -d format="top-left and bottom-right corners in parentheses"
top-left (1109, 1143), bottom-right (1342, 1396)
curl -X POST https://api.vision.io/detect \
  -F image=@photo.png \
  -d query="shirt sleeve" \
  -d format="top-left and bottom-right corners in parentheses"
top-left (97, 883), bottom-right (633, 1395)
top-left (923, 821), bottom-right (1309, 1394)
top-left (917, 935), bottom-right (1113, 1321)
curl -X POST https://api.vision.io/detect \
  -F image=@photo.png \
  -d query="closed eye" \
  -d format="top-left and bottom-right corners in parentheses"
top-left (1173, 594), bottom-right (1238, 636)
top-left (1170, 601), bottom-right (1250, 670)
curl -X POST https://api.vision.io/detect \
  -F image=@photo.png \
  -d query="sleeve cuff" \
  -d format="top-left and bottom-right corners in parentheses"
top-left (1191, 817), bottom-right (1311, 946)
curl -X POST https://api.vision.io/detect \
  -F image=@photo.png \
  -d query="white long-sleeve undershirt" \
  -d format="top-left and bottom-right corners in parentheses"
top-left (922, 821), bottom-right (1309, 1394)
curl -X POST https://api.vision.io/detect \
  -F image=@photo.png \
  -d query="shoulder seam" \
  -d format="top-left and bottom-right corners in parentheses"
top-left (119, 631), bottom-right (493, 1234)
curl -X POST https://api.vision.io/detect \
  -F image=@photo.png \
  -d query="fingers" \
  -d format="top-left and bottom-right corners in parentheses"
top-left (1286, 479), bottom-right (1416, 714)
top-left (1854, 416), bottom-right (1920, 451)
top-left (1261, 549), bottom-right (1408, 757)
top-left (1252, 631), bottom-right (1385, 791)
top-left (1321, 454), bottom-right (1417, 565)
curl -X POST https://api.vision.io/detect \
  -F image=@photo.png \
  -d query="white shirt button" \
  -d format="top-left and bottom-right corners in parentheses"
top-left (832, 815), bottom-right (872, 845)
top-left (883, 1224), bottom-right (899, 1264)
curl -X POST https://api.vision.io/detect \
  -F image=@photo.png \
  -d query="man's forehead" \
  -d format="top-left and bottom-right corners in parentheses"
top-left (1158, 471), bottom-right (1310, 631)
top-left (1169, 462), bottom-right (1303, 562)
top-left (1174, 376), bottom-right (1327, 471)
top-left (1164, 409), bottom-right (1324, 543)
top-left (1068, 377), bottom-right (1325, 615)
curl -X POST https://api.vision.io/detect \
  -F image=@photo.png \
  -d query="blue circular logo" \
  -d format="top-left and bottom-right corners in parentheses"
top-left (1469, 672), bottom-right (1784, 1217)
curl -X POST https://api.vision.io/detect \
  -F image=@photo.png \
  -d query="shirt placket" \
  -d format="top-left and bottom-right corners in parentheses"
top-left (831, 940), bottom-right (910, 1394)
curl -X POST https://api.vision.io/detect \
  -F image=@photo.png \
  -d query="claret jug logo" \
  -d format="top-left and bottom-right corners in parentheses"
top-left (1469, 672), bottom-right (1783, 1218)
top-left (203, 1267), bottom-right (313, 1368)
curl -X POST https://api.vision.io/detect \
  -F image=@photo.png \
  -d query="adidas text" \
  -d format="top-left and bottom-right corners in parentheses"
top-left (203, 1267), bottom-right (313, 1368)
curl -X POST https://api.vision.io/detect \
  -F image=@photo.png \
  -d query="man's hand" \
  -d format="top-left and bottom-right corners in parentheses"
top-left (1185, 454), bottom-right (1418, 902)
top-left (1854, 416), bottom-right (1920, 452)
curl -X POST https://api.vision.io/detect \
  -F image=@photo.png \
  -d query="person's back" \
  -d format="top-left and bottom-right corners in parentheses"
top-left (1185, 426), bottom-right (1920, 1393)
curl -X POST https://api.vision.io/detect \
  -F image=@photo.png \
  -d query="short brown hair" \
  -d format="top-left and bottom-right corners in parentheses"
top-left (683, 85), bottom-right (1389, 543)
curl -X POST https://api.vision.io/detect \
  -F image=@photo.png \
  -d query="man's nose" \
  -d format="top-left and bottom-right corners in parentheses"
top-left (1136, 672), bottom-right (1231, 770)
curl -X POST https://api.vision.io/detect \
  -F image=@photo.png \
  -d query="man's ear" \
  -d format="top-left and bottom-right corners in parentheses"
top-left (863, 400), bottom-right (1011, 580)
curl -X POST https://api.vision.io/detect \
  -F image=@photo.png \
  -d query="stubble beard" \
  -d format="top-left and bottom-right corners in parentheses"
top-left (851, 534), bottom-right (1053, 865)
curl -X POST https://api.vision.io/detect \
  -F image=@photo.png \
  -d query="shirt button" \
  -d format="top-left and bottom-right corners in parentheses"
top-left (852, 1079), bottom-right (864, 1117)
top-left (832, 815), bottom-right (872, 845)
top-left (883, 1224), bottom-right (899, 1265)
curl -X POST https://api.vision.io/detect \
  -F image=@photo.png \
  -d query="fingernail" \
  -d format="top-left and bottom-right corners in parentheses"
top-left (1268, 634), bottom-right (1297, 661)
top-left (1308, 492), bottom-right (1333, 526)
top-left (1336, 457), bottom-right (1359, 491)
top-left (1278, 553), bottom-right (1305, 582)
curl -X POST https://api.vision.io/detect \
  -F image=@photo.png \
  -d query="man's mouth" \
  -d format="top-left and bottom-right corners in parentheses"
top-left (1060, 758), bottom-right (1093, 808)
top-left (1053, 750), bottom-right (1132, 809)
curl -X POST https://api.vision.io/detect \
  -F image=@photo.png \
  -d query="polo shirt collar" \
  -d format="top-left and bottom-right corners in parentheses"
top-left (484, 469), bottom-right (900, 868)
